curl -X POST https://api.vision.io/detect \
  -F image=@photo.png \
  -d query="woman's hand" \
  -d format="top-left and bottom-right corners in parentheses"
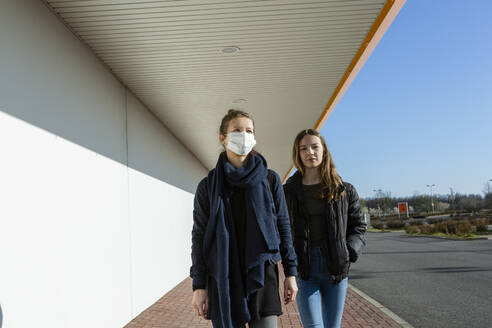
top-left (192, 289), bottom-right (208, 319)
top-left (283, 276), bottom-right (298, 304)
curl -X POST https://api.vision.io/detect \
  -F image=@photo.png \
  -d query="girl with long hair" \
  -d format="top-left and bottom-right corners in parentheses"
top-left (283, 129), bottom-right (366, 328)
top-left (190, 109), bottom-right (298, 328)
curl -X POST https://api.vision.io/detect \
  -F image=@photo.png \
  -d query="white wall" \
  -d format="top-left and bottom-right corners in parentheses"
top-left (0, 1), bottom-right (207, 327)
top-left (126, 93), bottom-right (202, 312)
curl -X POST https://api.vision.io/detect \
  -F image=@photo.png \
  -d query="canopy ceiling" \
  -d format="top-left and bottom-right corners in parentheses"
top-left (43, 0), bottom-right (404, 178)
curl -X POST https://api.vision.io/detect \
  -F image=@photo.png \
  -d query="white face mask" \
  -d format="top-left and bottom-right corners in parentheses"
top-left (226, 131), bottom-right (256, 156)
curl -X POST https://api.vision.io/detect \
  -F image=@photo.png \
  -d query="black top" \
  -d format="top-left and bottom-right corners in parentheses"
top-left (230, 186), bottom-right (282, 321)
top-left (302, 183), bottom-right (328, 247)
top-left (230, 186), bottom-right (247, 278)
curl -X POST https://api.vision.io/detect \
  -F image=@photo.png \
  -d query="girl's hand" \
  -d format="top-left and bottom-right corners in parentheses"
top-left (192, 289), bottom-right (208, 319)
top-left (284, 276), bottom-right (298, 304)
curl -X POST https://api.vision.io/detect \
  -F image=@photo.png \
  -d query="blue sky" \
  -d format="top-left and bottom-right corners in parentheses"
top-left (320, 0), bottom-right (492, 199)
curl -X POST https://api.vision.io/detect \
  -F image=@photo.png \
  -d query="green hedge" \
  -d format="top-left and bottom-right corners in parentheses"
top-left (371, 220), bottom-right (385, 230)
top-left (405, 220), bottom-right (474, 236)
top-left (386, 219), bottom-right (406, 229)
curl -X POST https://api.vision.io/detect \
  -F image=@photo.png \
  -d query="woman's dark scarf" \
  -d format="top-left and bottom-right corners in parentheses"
top-left (203, 152), bottom-right (278, 328)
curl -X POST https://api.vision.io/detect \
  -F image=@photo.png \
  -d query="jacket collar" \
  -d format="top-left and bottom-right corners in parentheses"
top-left (284, 170), bottom-right (302, 192)
top-left (285, 170), bottom-right (347, 196)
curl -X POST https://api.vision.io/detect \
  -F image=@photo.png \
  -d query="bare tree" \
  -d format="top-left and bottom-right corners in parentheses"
top-left (483, 181), bottom-right (492, 195)
top-left (449, 188), bottom-right (455, 210)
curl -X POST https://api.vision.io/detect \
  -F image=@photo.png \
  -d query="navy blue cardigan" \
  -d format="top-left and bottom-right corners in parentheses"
top-left (190, 169), bottom-right (297, 290)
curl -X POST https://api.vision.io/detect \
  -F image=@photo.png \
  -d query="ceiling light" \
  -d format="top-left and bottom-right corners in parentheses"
top-left (221, 46), bottom-right (240, 54)
top-left (232, 98), bottom-right (248, 104)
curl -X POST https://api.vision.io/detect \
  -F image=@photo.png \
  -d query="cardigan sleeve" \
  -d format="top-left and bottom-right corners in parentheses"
top-left (190, 177), bottom-right (209, 290)
top-left (269, 170), bottom-right (298, 277)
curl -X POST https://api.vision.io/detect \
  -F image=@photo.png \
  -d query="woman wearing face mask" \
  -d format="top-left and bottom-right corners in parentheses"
top-left (190, 109), bottom-right (298, 328)
top-left (283, 129), bottom-right (366, 328)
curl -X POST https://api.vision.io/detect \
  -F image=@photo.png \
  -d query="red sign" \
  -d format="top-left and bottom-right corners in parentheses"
top-left (398, 202), bottom-right (408, 213)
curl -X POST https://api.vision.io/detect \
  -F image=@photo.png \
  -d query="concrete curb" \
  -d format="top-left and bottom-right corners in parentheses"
top-left (348, 284), bottom-right (414, 328)
top-left (401, 234), bottom-right (489, 241)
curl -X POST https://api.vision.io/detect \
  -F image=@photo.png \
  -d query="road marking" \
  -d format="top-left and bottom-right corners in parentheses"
top-left (348, 284), bottom-right (414, 328)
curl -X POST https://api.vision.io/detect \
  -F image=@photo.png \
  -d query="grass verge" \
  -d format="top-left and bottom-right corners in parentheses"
top-left (367, 227), bottom-right (391, 233)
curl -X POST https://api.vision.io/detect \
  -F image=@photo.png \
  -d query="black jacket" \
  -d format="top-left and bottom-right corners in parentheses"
top-left (191, 169), bottom-right (298, 289)
top-left (283, 171), bottom-right (366, 281)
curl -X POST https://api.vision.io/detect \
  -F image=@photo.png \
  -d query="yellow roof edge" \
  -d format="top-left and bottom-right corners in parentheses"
top-left (282, 0), bottom-right (406, 184)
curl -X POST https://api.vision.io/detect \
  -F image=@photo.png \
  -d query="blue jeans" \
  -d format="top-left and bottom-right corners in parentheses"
top-left (296, 247), bottom-right (348, 328)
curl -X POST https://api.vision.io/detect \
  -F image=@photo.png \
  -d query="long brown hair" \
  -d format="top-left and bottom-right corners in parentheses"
top-left (292, 129), bottom-right (345, 201)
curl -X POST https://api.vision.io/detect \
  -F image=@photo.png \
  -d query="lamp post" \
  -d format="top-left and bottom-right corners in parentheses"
top-left (488, 180), bottom-right (492, 209)
top-left (373, 189), bottom-right (382, 217)
top-left (426, 184), bottom-right (436, 213)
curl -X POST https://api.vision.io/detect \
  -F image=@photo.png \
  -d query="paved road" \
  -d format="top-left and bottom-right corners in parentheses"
top-left (349, 232), bottom-right (492, 328)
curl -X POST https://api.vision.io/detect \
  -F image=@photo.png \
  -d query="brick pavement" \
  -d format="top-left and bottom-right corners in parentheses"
top-left (125, 267), bottom-right (403, 328)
